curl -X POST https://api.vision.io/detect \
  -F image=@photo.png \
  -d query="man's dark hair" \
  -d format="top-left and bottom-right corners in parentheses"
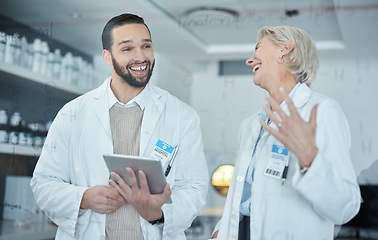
top-left (102, 13), bottom-right (151, 51)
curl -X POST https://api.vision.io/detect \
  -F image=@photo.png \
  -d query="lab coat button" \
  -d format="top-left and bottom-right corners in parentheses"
top-left (237, 176), bottom-right (244, 182)
top-left (232, 213), bottom-right (237, 220)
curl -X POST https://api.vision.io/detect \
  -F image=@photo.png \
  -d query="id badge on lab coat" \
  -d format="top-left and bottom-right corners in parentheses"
top-left (149, 139), bottom-right (174, 162)
top-left (264, 144), bottom-right (289, 179)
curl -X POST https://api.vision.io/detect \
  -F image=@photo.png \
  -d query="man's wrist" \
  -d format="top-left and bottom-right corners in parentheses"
top-left (148, 211), bottom-right (164, 225)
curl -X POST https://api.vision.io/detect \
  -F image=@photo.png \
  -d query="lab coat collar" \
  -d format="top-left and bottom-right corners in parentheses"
top-left (258, 83), bottom-right (312, 138)
top-left (107, 78), bottom-right (149, 111)
top-left (91, 77), bottom-right (166, 156)
top-left (259, 82), bottom-right (302, 123)
top-left (290, 83), bottom-right (312, 110)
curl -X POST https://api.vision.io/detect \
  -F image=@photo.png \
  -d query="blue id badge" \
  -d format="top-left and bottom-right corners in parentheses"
top-left (150, 140), bottom-right (174, 161)
top-left (264, 144), bottom-right (290, 179)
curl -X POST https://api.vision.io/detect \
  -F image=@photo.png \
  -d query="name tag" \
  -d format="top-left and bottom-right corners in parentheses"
top-left (264, 144), bottom-right (289, 179)
top-left (150, 140), bottom-right (174, 162)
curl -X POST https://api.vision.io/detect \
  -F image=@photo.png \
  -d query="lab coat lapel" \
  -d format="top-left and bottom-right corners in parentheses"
top-left (250, 116), bottom-right (263, 147)
top-left (281, 83), bottom-right (312, 114)
top-left (261, 83), bottom-right (312, 138)
top-left (92, 78), bottom-right (112, 140)
top-left (291, 83), bottom-right (312, 110)
top-left (140, 85), bottom-right (165, 156)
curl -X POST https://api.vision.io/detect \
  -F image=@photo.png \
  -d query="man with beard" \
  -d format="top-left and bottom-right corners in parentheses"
top-left (31, 13), bottom-right (209, 240)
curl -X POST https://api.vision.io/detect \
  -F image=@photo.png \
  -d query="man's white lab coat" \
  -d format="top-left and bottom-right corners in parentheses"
top-left (214, 83), bottom-right (361, 240)
top-left (31, 78), bottom-right (209, 240)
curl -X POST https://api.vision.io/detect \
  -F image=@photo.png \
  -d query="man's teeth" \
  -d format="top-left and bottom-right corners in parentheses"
top-left (253, 64), bottom-right (261, 74)
top-left (130, 65), bottom-right (147, 71)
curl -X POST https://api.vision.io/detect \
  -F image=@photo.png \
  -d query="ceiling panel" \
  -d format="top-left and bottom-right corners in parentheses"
top-left (149, 0), bottom-right (344, 50)
top-left (0, 0), bottom-right (377, 68)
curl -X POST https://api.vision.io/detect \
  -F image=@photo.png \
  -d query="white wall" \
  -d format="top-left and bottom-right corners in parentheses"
top-left (151, 53), bottom-right (193, 105)
top-left (314, 56), bottom-right (378, 179)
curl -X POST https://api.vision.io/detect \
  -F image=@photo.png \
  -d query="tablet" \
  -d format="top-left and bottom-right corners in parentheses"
top-left (103, 154), bottom-right (172, 204)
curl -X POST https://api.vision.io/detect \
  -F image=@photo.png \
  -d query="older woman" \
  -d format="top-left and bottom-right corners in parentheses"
top-left (211, 26), bottom-right (361, 240)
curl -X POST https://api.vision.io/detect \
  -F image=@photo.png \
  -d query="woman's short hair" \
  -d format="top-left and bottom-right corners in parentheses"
top-left (257, 26), bottom-right (319, 87)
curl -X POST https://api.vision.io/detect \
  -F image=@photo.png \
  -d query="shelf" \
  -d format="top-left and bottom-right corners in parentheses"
top-left (0, 61), bottom-right (86, 99)
top-left (0, 143), bottom-right (41, 157)
top-left (0, 219), bottom-right (57, 240)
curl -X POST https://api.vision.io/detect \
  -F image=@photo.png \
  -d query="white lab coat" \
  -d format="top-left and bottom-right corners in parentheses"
top-left (214, 84), bottom-right (361, 240)
top-left (31, 77), bottom-right (209, 240)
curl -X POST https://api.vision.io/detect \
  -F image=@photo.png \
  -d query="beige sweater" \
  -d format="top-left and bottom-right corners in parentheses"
top-left (106, 105), bottom-right (144, 240)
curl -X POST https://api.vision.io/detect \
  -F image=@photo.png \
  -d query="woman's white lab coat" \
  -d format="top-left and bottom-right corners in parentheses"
top-left (214, 84), bottom-right (361, 240)
top-left (31, 78), bottom-right (209, 240)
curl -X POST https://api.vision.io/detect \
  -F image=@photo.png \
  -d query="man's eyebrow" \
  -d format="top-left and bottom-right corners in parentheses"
top-left (118, 39), bottom-right (152, 45)
top-left (118, 40), bottom-right (132, 45)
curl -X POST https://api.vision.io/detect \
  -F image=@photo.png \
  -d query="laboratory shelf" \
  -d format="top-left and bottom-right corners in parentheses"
top-left (0, 143), bottom-right (41, 157)
top-left (0, 61), bottom-right (86, 99)
top-left (0, 219), bottom-right (57, 240)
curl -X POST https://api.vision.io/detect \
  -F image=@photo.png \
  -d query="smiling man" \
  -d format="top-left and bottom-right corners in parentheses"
top-left (31, 13), bottom-right (209, 240)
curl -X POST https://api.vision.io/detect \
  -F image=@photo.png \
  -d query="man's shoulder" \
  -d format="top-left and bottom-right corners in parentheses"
top-left (57, 87), bottom-right (100, 118)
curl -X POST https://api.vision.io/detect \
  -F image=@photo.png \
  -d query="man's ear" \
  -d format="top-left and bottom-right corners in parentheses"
top-left (281, 40), bottom-right (294, 56)
top-left (103, 49), bottom-right (112, 66)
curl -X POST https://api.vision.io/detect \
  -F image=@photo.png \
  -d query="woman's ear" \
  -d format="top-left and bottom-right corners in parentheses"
top-left (281, 40), bottom-right (294, 56)
top-left (103, 49), bottom-right (112, 66)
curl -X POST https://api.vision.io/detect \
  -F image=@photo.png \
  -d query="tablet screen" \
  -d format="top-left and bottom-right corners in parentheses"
top-left (103, 154), bottom-right (172, 204)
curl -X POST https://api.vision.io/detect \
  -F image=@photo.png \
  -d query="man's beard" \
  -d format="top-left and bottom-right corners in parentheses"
top-left (112, 56), bottom-right (155, 88)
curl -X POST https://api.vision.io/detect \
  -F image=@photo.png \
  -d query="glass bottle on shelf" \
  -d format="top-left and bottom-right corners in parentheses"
top-left (0, 109), bottom-right (8, 143)
top-left (32, 38), bottom-right (42, 73)
top-left (13, 34), bottom-right (22, 66)
top-left (9, 112), bottom-right (22, 145)
top-left (4, 34), bottom-right (15, 64)
top-left (0, 32), bottom-right (7, 62)
top-left (52, 49), bottom-right (62, 80)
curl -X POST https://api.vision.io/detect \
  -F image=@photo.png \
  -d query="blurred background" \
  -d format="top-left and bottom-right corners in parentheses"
top-left (0, 0), bottom-right (377, 239)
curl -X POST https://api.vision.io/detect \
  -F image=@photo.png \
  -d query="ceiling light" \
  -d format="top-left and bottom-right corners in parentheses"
top-left (183, 7), bottom-right (239, 18)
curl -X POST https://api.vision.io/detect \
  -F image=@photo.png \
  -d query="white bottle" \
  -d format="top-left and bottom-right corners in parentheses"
top-left (10, 112), bottom-right (21, 127)
top-left (0, 32), bottom-right (6, 62)
top-left (71, 56), bottom-right (79, 86)
top-left (39, 41), bottom-right (49, 75)
top-left (52, 49), bottom-right (61, 79)
top-left (9, 112), bottom-right (22, 145)
top-left (82, 61), bottom-right (89, 90)
top-left (0, 110), bottom-right (8, 143)
top-left (32, 38), bottom-right (42, 73)
top-left (4, 34), bottom-right (14, 64)
top-left (64, 52), bottom-right (73, 84)
top-left (20, 36), bottom-right (29, 68)
top-left (26, 42), bottom-right (34, 70)
top-left (18, 120), bottom-right (27, 146)
top-left (59, 53), bottom-right (67, 83)
top-left (13, 34), bottom-right (22, 66)
top-left (46, 52), bottom-right (54, 77)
